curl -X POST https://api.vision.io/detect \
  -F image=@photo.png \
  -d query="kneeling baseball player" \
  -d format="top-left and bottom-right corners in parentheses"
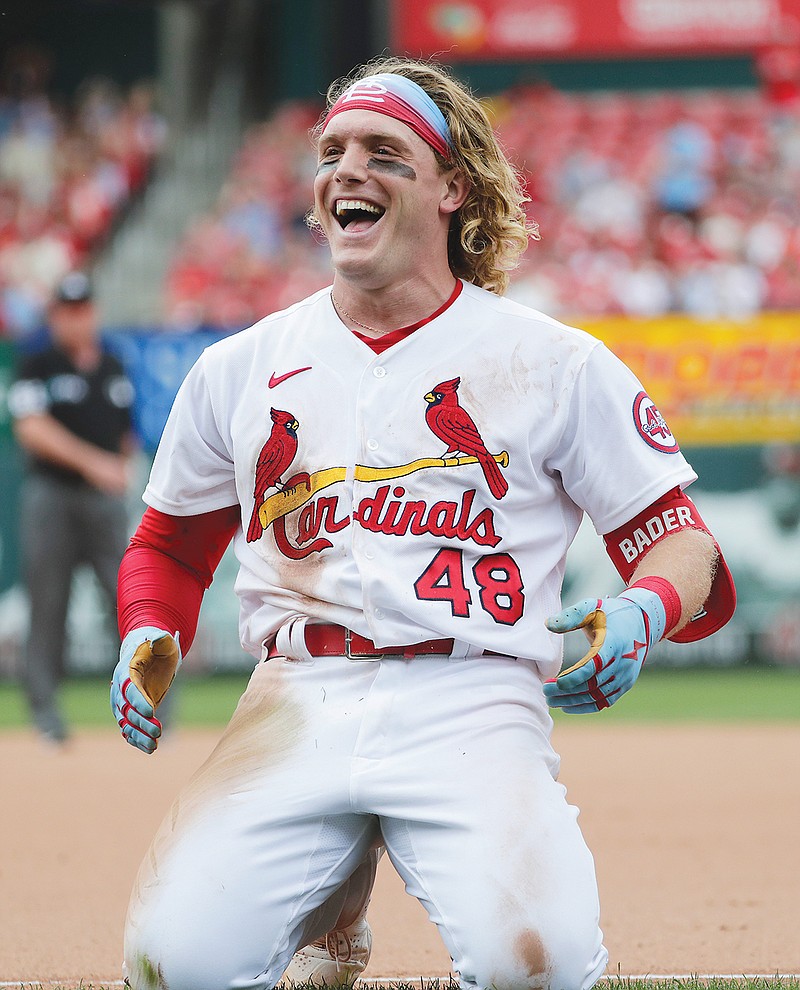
top-left (112, 57), bottom-right (735, 990)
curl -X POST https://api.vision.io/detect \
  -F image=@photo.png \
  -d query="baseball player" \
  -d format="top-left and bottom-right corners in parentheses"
top-left (111, 58), bottom-right (735, 990)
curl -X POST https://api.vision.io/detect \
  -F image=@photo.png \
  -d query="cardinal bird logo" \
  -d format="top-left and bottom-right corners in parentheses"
top-left (246, 407), bottom-right (300, 542)
top-left (424, 377), bottom-right (508, 500)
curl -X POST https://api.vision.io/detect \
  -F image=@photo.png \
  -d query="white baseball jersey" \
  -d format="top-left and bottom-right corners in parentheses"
top-left (128, 279), bottom-right (696, 990)
top-left (144, 280), bottom-right (696, 676)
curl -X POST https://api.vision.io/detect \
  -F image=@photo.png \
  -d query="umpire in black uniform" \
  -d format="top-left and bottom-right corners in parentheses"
top-left (8, 272), bottom-right (136, 744)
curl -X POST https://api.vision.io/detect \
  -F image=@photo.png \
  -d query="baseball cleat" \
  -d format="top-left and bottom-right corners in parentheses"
top-left (283, 912), bottom-right (372, 987)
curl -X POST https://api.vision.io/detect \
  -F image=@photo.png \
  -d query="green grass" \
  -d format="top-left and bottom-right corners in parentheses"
top-left (0, 672), bottom-right (250, 731)
top-left (0, 666), bottom-right (800, 730)
top-left (0, 665), bottom-right (799, 733)
top-left (552, 665), bottom-right (800, 723)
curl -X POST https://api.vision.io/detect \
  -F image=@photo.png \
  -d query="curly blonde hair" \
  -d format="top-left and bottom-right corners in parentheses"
top-left (310, 56), bottom-right (538, 296)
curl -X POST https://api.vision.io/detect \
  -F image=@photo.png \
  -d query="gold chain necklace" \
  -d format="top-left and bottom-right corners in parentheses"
top-left (332, 295), bottom-right (387, 335)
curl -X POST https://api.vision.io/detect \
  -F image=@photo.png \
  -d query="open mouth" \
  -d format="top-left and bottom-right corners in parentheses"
top-left (334, 199), bottom-right (385, 230)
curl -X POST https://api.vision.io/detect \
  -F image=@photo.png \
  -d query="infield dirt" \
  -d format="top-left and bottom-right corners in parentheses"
top-left (2, 723), bottom-right (798, 984)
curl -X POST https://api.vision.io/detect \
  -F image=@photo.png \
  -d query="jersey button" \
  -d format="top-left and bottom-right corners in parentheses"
top-left (374, 608), bottom-right (385, 619)
top-left (373, 367), bottom-right (387, 378)
top-left (367, 438), bottom-right (379, 451)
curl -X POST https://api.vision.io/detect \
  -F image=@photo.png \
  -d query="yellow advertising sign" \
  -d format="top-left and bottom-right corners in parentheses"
top-left (582, 314), bottom-right (800, 446)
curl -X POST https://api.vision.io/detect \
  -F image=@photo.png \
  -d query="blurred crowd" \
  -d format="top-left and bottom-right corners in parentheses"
top-left (165, 82), bottom-right (800, 331)
top-left (0, 46), bottom-right (166, 338)
top-left (164, 103), bottom-right (329, 332)
top-left (3, 42), bottom-right (800, 335)
top-left (502, 84), bottom-right (800, 320)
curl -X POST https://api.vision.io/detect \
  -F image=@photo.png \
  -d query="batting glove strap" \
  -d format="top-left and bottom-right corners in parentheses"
top-left (618, 586), bottom-right (669, 651)
top-left (627, 575), bottom-right (682, 637)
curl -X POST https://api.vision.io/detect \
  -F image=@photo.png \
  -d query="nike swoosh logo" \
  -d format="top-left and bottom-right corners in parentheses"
top-left (268, 367), bottom-right (312, 388)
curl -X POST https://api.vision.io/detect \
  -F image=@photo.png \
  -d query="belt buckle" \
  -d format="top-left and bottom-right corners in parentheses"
top-left (344, 628), bottom-right (382, 661)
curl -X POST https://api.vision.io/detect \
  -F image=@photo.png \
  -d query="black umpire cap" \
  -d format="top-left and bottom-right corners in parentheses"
top-left (53, 271), bottom-right (93, 304)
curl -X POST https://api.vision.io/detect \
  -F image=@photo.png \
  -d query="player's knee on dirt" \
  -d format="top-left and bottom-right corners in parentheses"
top-left (124, 906), bottom-right (284, 990)
top-left (124, 939), bottom-right (224, 990)
top-left (125, 939), bottom-right (276, 990)
top-left (457, 925), bottom-right (606, 990)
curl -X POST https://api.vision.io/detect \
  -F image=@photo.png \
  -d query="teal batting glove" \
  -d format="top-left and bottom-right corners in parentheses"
top-left (110, 626), bottom-right (181, 754)
top-left (543, 588), bottom-right (667, 713)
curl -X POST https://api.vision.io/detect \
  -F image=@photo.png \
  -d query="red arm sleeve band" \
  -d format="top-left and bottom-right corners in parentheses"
top-left (627, 575), bottom-right (682, 637)
top-left (117, 505), bottom-right (240, 653)
top-left (603, 487), bottom-right (736, 643)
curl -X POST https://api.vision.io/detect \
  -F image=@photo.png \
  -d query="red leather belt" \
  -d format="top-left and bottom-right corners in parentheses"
top-left (308, 624), bottom-right (455, 659)
top-left (271, 623), bottom-right (506, 660)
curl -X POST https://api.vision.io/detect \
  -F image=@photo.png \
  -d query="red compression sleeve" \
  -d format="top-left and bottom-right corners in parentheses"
top-left (117, 505), bottom-right (240, 652)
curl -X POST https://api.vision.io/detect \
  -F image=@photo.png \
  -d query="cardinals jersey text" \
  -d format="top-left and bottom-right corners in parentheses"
top-left (144, 281), bottom-right (696, 675)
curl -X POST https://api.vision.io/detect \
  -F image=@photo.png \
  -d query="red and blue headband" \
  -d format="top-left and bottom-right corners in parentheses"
top-left (322, 73), bottom-right (453, 160)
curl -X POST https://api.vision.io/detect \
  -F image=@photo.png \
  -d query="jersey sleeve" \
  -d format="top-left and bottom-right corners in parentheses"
top-left (551, 341), bottom-right (697, 535)
top-left (144, 352), bottom-right (238, 515)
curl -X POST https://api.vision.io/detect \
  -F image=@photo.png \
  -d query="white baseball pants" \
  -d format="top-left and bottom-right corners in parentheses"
top-left (123, 652), bottom-right (608, 990)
